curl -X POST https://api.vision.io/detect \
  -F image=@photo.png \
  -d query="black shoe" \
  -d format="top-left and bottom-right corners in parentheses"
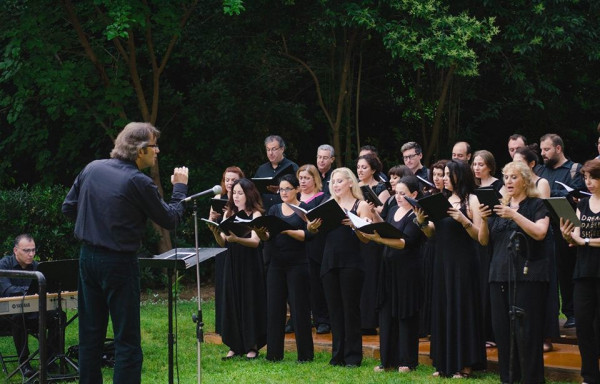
top-left (564, 316), bottom-right (576, 328)
top-left (284, 323), bottom-right (294, 334)
top-left (316, 323), bottom-right (331, 334)
top-left (20, 363), bottom-right (35, 378)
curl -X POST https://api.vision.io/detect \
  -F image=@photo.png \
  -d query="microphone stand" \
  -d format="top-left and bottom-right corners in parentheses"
top-left (507, 231), bottom-right (528, 384)
top-left (190, 200), bottom-right (204, 384)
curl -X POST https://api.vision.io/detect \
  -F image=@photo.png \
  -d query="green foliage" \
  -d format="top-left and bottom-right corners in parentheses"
top-left (0, 185), bottom-right (78, 260)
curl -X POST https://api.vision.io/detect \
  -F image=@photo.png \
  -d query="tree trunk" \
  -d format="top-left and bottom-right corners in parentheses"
top-left (424, 65), bottom-right (456, 165)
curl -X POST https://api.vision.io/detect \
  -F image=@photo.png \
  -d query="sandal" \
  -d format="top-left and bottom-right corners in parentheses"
top-left (222, 350), bottom-right (237, 360)
top-left (246, 349), bottom-right (259, 360)
top-left (452, 371), bottom-right (471, 379)
top-left (398, 366), bottom-right (411, 373)
top-left (432, 371), bottom-right (441, 377)
top-left (373, 365), bottom-right (386, 372)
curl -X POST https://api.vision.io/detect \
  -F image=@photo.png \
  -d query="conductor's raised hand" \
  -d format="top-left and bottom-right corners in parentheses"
top-left (171, 166), bottom-right (189, 185)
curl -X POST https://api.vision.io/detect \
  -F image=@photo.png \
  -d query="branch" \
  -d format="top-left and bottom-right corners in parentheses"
top-left (62, 0), bottom-right (110, 88)
top-left (280, 35), bottom-right (335, 130)
top-left (126, 30), bottom-right (151, 121)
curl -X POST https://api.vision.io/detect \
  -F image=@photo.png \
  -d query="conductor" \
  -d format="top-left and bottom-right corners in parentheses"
top-left (62, 122), bottom-right (189, 384)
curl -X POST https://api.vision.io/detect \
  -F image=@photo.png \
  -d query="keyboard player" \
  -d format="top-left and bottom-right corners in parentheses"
top-left (0, 234), bottom-right (62, 377)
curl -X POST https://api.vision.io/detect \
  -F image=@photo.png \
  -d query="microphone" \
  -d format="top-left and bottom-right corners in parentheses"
top-left (182, 185), bottom-right (222, 203)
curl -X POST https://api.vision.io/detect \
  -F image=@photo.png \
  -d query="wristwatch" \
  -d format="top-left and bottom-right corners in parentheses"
top-left (585, 238), bottom-right (590, 247)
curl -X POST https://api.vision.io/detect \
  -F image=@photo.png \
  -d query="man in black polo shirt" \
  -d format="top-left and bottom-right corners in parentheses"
top-left (538, 133), bottom-right (586, 329)
top-left (253, 135), bottom-right (299, 211)
top-left (62, 122), bottom-right (188, 384)
top-left (0, 234), bottom-right (61, 378)
top-left (316, 144), bottom-right (335, 196)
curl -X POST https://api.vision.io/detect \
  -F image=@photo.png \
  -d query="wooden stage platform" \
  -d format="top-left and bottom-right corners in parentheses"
top-left (205, 319), bottom-right (584, 382)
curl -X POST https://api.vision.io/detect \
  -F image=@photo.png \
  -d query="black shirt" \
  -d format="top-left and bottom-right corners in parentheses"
top-left (574, 198), bottom-right (600, 279)
top-left (0, 254), bottom-right (38, 297)
top-left (487, 198), bottom-right (550, 282)
top-left (254, 157), bottom-right (299, 211)
top-left (62, 158), bottom-right (187, 253)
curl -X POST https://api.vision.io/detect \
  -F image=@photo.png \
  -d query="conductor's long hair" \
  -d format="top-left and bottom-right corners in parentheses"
top-left (226, 178), bottom-right (264, 216)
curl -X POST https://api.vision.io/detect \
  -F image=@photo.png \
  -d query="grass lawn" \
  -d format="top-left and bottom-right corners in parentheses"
top-left (1, 292), bottom-right (577, 383)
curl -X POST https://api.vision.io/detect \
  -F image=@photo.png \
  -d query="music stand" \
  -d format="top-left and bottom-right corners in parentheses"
top-left (140, 247), bottom-right (225, 384)
top-left (35, 259), bottom-right (79, 381)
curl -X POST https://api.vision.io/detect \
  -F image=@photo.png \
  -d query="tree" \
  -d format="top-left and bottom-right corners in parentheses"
top-left (0, 0), bottom-right (244, 252)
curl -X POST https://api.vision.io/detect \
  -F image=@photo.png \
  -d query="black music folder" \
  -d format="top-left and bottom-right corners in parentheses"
top-left (555, 181), bottom-right (591, 199)
top-left (251, 164), bottom-right (295, 193)
top-left (405, 192), bottom-right (451, 222)
top-left (473, 188), bottom-right (502, 216)
top-left (360, 185), bottom-right (383, 207)
top-left (202, 215), bottom-right (252, 237)
top-left (234, 215), bottom-right (295, 235)
top-left (210, 197), bottom-right (229, 212)
top-left (543, 197), bottom-right (582, 227)
top-left (347, 211), bottom-right (404, 239)
top-left (287, 199), bottom-right (346, 233)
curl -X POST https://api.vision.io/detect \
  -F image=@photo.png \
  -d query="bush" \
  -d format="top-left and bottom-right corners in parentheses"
top-left (0, 185), bottom-right (79, 260)
top-left (0, 185), bottom-right (219, 289)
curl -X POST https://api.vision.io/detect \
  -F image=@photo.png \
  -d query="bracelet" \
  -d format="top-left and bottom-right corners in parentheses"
top-left (413, 217), bottom-right (429, 229)
top-left (463, 221), bottom-right (473, 229)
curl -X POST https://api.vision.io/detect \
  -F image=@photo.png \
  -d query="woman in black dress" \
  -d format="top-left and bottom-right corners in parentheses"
top-left (419, 159), bottom-right (448, 338)
top-left (208, 178), bottom-right (267, 360)
top-left (357, 154), bottom-right (389, 334)
top-left (561, 159), bottom-right (600, 384)
top-left (479, 161), bottom-right (551, 384)
top-left (297, 164), bottom-right (330, 334)
top-left (415, 159), bottom-right (486, 378)
top-left (260, 174), bottom-right (314, 362)
top-left (360, 175), bottom-right (424, 373)
top-left (308, 167), bottom-right (372, 367)
top-left (208, 166), bottom-right (244, 335)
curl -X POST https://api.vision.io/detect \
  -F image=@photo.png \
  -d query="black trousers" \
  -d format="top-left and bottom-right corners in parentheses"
top-left (266, 263), bottom-right (314, 361)
top-left (554, 227), bottom-right (576, 318)
top-left (378, 304), bottom-right (419, 369)
top-left (308, 258), bottom-right (329, 326)
top-left (490, 282), bottom-right (547, 384)
top-left (322, 267), bottom-right (364, 366)
top-left (574, 278), bottom-right (600, 384)
top-left (11, 311), bottom-right (63, 364)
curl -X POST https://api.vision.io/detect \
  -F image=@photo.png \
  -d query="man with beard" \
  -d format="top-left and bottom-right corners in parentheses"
top-left (538, 133), bottom-right (586, 329)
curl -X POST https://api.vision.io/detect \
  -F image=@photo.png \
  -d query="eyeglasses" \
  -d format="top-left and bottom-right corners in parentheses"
top-left (278, 187), bottom-right (294, 193)
top-left (317, 155), bottom-right (331, 161)
top-left (145, 144), bottom-right (159, 150)
top-left (17, 248), bottom-right (36, 254)
top-left (403, 153), bottom-right (419, 161)
top-left (266, 147), bottom-right (281, 153)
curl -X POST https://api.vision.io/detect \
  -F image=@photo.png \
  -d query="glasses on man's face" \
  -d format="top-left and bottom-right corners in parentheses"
top-left (145, 144), bottom-right (159, 150)
top-left (403, 153), bottom-right (418, 161)
top-left (278, 187), bottom-right (294, 193)
top-left (18, 248), bottom-right (36, 254)
top-left (317, 155), bottom-right (331, 161)
top-left (266, 147), bottom-right (281, 153)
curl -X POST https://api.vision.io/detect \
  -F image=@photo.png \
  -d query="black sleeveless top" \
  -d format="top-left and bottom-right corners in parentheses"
top-left (321, 199), bottom-right (363, 275)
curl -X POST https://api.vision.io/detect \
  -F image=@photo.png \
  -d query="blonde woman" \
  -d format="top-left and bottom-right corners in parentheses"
top-left (308, 167), bottom-right (372, 367)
